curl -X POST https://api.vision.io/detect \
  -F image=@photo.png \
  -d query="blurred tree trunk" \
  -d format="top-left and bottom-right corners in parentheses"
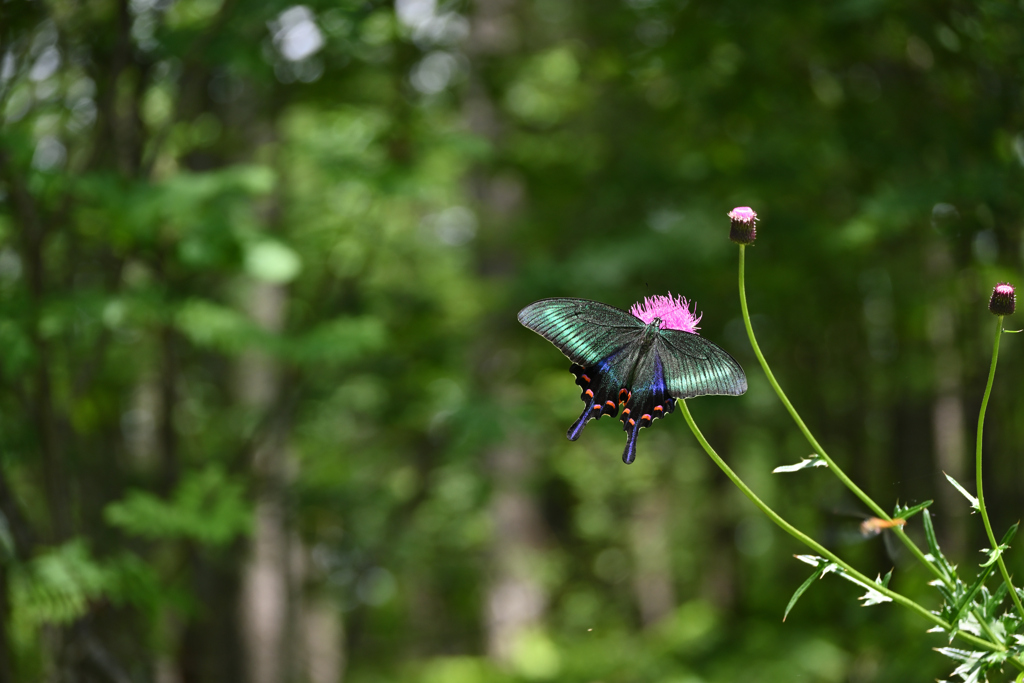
top-left (464, 0), bottom-right (550, 667)
top-left (301, 590), bottom-right (345, 683)
top-left (238, 281), bottom-right (293, 683)
top-left (0, 566), bottom-right (11, 683)
top-left (291, 538), bottom-right (345, 682)
top-left (630, 492), bottom-right (676, 626)
top-left (927, 244), bottom-right (966, 557)
top-left (485, 446), bottom-right (548, 664)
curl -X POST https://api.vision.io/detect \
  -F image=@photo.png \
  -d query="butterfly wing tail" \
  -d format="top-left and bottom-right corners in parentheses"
top-left (621, 412), bottom-right (643, 464)
top-left (567, 363), bottom-right (620, 441)
top-left (619, 395), bottom-right (675, 464)
top-left (568, 364), bottom-right (597, 440)
top-left (568, 404), bottom-right (596, 440)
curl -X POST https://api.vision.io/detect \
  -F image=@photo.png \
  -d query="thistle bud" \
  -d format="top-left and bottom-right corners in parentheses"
top-left (989, 282), bottom-right (1016, 316)
top-left (729, 206), bottom-right (758, 245)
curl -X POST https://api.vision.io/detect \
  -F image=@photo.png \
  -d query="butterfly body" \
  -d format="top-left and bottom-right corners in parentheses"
top-left (518, 298), bottom-right (747, 464)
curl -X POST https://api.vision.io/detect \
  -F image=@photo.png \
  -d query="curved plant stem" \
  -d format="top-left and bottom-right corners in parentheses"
top-left (737, 246), bottom-right (946, 585)
top-left (976, 317), bottom-right (1024, 620)
top-left (679, 399), bottom-right (1007, 657)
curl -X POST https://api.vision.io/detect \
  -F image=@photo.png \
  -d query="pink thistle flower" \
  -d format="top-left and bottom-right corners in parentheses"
top-left (728, 206), bottom-right (758, 245)
top-left (629, 292), bottom-right (702, 333)
top-left (990, 282), bottom-right (1016, 316)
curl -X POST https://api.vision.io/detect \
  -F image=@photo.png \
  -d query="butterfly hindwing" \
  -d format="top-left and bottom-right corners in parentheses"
top-left (656, 330), bottom-right (748, 398)
top-left (566, 335), bottom-right (644, 438)
top-left (567, 363), bottom-right (621, 440)
top-left (517, 298), bottom-right (644, 366)
top-left (618, 349), bottom-right (676, 464)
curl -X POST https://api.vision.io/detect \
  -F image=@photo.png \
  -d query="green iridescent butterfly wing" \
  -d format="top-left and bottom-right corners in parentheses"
top-left (657, 329), bottom-right (748, 398)
top-left (516, 298), bottom-right (645, 364)
top-left (517, 298), bottom-right (644, 442)
top-left (518, 297), bottom-right (747, 464)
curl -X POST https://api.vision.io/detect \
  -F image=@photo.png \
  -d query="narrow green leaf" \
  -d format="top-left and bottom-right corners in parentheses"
top-left (924, 509), bottom-right (941, 557)
top-left (1001, 521), bottom-right (1020, 546)
top-left (784, 564), bottom-right (826, 622)
top-left (894, 500), bottom-right (933, 521)
top-left (923, 509), bottom-right (953, 579)
top-left (880, 569), bottom-right (893, 589)
top-left (944, 472), bottom-right (980, 511)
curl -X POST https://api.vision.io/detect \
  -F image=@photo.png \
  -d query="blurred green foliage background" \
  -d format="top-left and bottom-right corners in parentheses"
top-left (2, 0), bottom-right (1024, 681)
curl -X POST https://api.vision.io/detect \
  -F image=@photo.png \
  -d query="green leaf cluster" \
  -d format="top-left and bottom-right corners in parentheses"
top-left (104, 466), bottom-right (250, 546)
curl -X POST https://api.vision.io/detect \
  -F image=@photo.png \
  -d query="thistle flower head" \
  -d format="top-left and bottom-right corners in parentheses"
top-left (729, 206), bottom-right (758, 245)
top-left (989, 282), bottom-right (1016, 316)
top-left (630, 292), bottom-right (702, 333)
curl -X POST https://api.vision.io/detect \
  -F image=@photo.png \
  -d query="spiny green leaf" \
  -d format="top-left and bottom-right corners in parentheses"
top-left (944, 472), bottom-right (980, 511)
top-left (980, 544), bottom-right (1009, 568)
top-left (772, 454), bottom-right (828, 474)
top-left (937, 645), bottom-right (1010, 683)
top-left (857, 573), bottom-right (894, 607)
top-left (792, 555), bottom-right (891, 607)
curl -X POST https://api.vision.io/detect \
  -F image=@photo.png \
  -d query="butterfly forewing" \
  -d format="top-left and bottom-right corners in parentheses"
top-left (517, 298), bottom-right (644, 367)
top-left (657, 330), bottom-right (747, 398)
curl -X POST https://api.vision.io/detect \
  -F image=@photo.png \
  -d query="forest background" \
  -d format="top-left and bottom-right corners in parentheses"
top-left (1, 0), bottom-right (1023, 681)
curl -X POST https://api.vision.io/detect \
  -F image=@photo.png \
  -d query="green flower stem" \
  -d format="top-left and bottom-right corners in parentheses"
top-left (976, 317), bottom-right (1024, 620)
top-left (737, 246), bottom-right (946, 586)
top-left (679, 399), bottom-right (1010, 658)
